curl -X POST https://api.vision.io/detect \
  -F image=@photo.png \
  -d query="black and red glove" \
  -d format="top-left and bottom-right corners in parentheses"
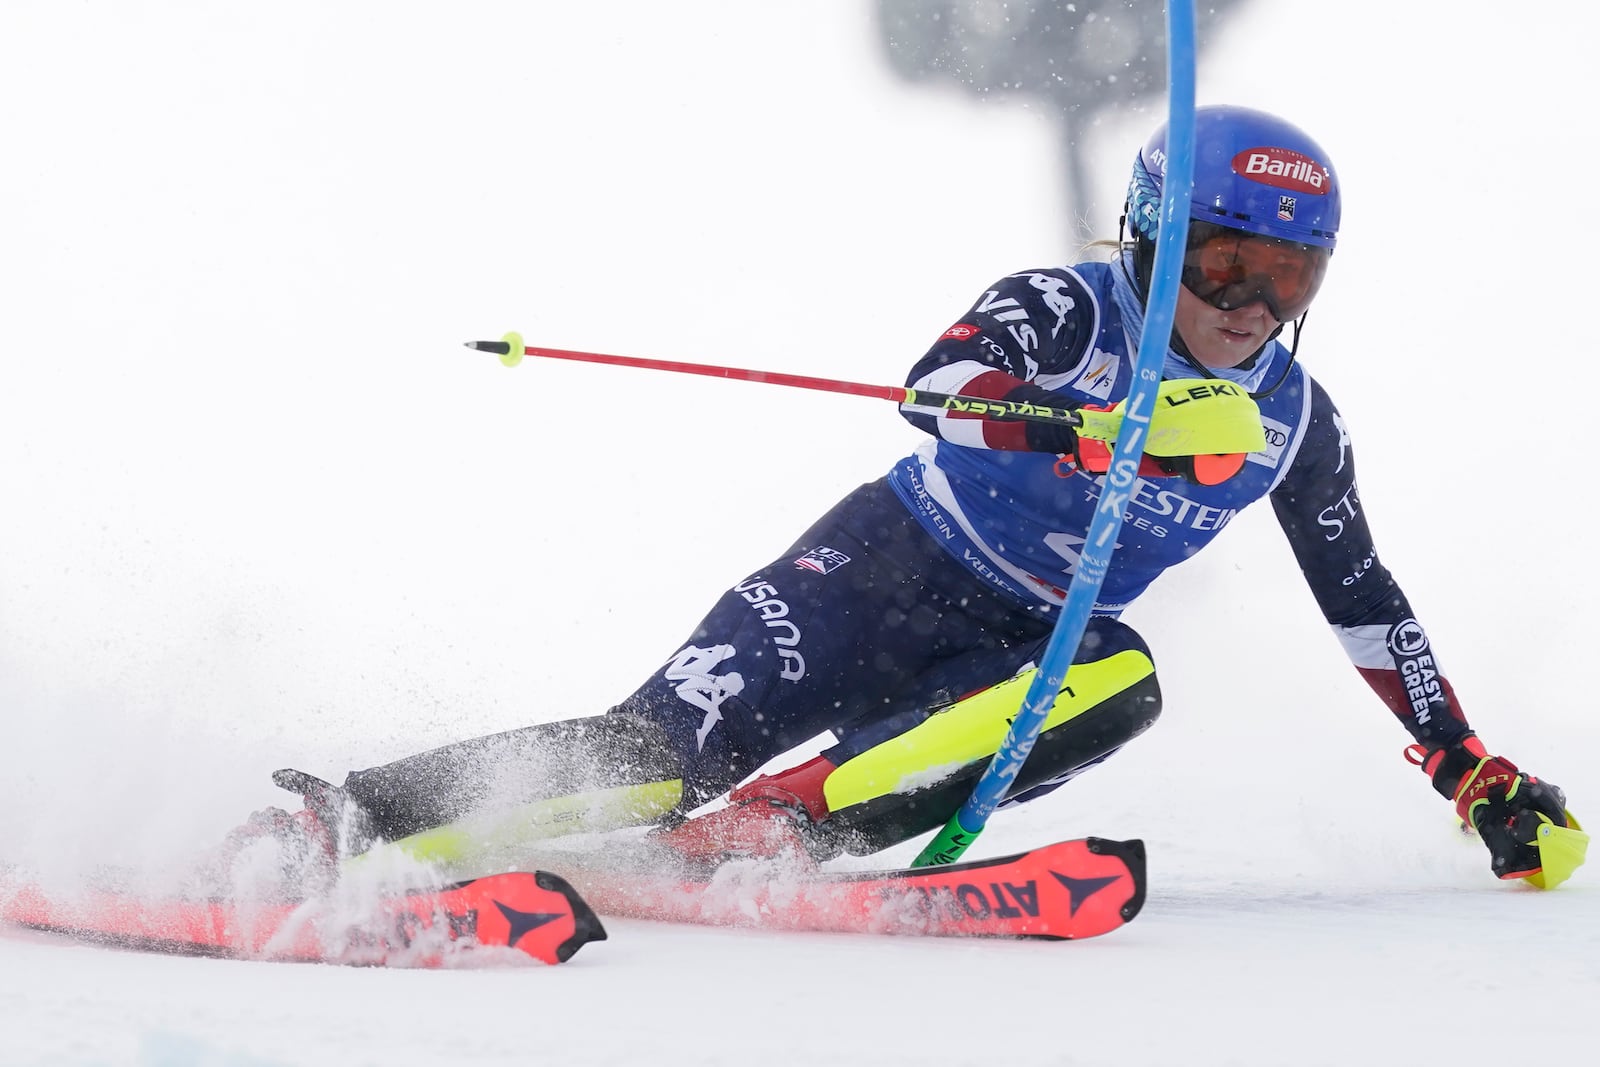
top-left (1062, 435), bottom-right (1249, 486)
top-left (1051, 380), bottom-right (1262, 487)
top-left (1406, 734), bottom-right (1581, 883)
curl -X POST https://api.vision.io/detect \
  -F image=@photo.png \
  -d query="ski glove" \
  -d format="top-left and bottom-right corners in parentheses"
top-left (1061, 379), bottom-right (1267, 487)
top-left (1406, 734), bottom-right (1586, 886)
top-left (1066, 438), bottom-right (1250, 486)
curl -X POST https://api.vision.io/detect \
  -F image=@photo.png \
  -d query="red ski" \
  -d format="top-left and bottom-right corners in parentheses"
top-left (0, 870), bottom-right (605, 966)
top-left (563, 837), bottom-right (1145, 940)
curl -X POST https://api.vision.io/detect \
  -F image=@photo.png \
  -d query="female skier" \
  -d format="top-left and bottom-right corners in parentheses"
top-left (250, 106), bottom-right (1579, 890)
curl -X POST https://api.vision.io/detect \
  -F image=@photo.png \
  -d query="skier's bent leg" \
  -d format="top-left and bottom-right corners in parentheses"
top-left (326, 713), bottom-right (685, 842)
top-left (700, 617), bottom-right (1163, 858)
top-left (265, 478), bottom-right (1063, 861)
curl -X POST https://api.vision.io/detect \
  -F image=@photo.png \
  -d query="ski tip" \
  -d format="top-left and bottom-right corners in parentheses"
top-left (1086, 837), bottom-right (1148, 923)
top-left (535, 870), bottom-right (608, 961)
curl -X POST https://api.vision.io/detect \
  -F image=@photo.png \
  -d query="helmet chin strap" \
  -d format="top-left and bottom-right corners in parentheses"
top-left (1117, 211), bottom-right (1303, 401)
top-left (1171, 315), bottom-right (1303, 401)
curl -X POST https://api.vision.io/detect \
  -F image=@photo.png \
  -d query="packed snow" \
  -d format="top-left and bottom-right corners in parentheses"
top-left (2, 2), bottom-right (1597, 1064)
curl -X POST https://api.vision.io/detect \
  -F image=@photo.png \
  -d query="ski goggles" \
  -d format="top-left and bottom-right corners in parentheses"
top-left (1179, 220), bottom-right (1331, 322)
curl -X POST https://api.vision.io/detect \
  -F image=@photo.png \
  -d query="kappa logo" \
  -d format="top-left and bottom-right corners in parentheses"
top-left (1333, 411), bottom-right (1351, 473)
top-left (1025, 272), bottom-right (1077, 338)
top-left (795, 546), bottom-right (851, 575)
top-left (663, 644), bottom-right (746, 750)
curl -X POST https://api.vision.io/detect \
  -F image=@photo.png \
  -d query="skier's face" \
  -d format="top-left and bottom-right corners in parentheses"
top-left (1172, 285), bottom-right (1277, 370)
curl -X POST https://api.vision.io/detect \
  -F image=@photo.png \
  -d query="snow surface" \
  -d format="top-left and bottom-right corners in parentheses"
top-left (3, 1), bottom-right (1599, 1064)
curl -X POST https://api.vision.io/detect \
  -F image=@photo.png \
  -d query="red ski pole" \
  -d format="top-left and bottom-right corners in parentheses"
top-left (465, 332), bottom-right (1087, 430)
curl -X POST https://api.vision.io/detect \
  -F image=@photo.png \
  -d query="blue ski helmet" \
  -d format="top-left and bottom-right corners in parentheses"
top-left (1127, 105), bottom-right (1341, 250)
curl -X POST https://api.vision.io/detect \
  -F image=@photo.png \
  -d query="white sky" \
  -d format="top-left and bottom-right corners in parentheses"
top-left (2, 2), bottom-right (1597, 1064)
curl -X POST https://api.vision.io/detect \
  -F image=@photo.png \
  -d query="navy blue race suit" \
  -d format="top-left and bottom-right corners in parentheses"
top-left (611, 254), bottom-right (1468, 804)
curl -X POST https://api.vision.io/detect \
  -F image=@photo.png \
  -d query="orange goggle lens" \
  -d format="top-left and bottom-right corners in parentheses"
top-left (1180, 221), bottom-right (1330, 322)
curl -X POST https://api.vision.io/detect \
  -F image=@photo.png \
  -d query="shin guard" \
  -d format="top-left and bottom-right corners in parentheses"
top-left (814, 648), bottom-right (1161, 856)
top-left (339, 713), bottom-right (686, 856)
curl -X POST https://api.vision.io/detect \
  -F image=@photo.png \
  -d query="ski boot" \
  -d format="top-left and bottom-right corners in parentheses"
top-left (199, 770), bottom-right (371, 901)
top-left (650, 755), bottom-right (842, 869)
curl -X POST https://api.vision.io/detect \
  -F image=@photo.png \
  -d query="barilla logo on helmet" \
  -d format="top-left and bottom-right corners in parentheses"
top-left (1232, 147), bottom-right (1331, 196)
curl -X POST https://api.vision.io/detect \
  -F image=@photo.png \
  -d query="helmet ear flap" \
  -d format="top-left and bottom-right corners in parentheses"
top-left (1130, 228), bottom-right (1157, 299)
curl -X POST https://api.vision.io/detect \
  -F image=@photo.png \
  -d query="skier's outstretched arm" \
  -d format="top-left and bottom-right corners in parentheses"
top-left (1270, 378), bottom-right (1579, 883)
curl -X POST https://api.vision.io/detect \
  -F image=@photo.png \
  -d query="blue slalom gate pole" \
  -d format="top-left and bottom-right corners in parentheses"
top-left (912, 1), bottom-right (1199, 867)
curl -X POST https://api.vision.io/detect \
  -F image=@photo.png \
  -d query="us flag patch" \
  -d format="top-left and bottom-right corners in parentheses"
top-left (795, 547), bottom-right (851, 574)
top-left (1277, 195), bottom-right (1297, 221)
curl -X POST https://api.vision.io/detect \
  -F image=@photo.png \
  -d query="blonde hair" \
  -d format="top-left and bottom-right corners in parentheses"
top-left (1080, 238), bottom-right (1130, 262)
